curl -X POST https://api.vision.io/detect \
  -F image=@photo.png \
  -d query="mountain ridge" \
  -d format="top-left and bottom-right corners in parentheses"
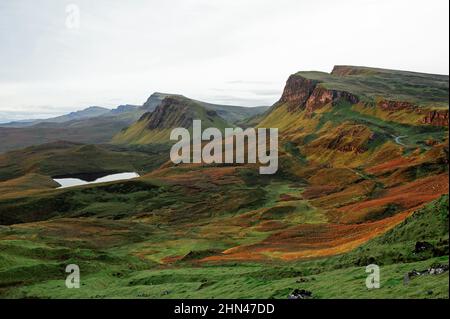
top-left (113, 95), bottom-right (230, 144)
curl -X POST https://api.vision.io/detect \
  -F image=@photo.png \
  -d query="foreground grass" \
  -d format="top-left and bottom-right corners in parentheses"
top-left (2, 256), bottom-right (447, 299)
top-left (0, 196), bottom-right (448, 299)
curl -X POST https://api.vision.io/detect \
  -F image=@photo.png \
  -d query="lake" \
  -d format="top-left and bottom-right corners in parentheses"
top-left (53, 172), bottom-right (140, 189)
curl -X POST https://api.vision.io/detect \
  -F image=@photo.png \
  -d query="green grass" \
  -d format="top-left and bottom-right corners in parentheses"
top-left (2, 252), bottom-right (447, 299)
top-left (0, 195), bottom-right (447, 299)
top-left (0, 142), bottom-right (171, 182)
top-left (297, 66), bottom-right (449, 106)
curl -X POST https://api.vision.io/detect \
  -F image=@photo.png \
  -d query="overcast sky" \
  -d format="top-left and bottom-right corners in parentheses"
top-left (0, 0), bottom-right (449, 121)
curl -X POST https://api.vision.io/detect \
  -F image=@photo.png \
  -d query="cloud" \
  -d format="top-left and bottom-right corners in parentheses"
top-left (0, 0), bottom-right (448, 119)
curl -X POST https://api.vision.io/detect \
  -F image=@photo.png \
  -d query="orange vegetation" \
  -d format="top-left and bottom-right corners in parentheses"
top-left (335, 173), bottom-right (448, 223)
top-left (201, 212), bottom-right (409, 262)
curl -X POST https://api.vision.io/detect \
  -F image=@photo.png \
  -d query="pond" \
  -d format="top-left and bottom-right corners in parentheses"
top-left (53, 172), bottom-right (140, 189)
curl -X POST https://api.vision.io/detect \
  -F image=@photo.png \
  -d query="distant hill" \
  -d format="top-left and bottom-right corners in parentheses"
top-left (1, 106), bottom-right (110, 128)
top-left (141, 92), bottom-right (269, 124)
top-left (105, 104), bottom-right (140, 116)
top-left (0, 93), bottom-right (266, 152)
top-left (113, 95), bottom-right (230, 144)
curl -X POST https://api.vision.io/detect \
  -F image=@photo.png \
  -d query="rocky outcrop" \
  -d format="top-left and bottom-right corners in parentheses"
top-left (305, 87), bottom-right (359, 114)
top-left (376, 100), bottom-right (449, 127)
top-left (278, 74), bottom-right (359, 113)
top-left (141, 92), bottom-right (174, 112)
top-left (422, 110), bottom-right (449, 126)
top-left (140, 97), bottom-right (195, 129)
top-left (288, 289), bottom-right (313, 299)
top-left (377, 100), bottom-right (417, 112)
top-left (279, 75), bottom-right (319, 111)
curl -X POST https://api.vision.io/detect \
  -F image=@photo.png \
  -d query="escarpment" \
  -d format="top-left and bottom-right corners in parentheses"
top-left (422, 109), bottom-right (449, 126)
top-left (140, 97), bottom-right (194, 129)
top-left (377, 100), bottom-right (417, 112)
top-left (278, 74), bottom-right (359, 113)
top-left (278, 75), bottom-right (319, 111)
top-left (277, 67), bottom-right (448, 127)
top-left (305, 86), bottom-right (359, 113)
top-left (376, 100), bottom-right (449, 127)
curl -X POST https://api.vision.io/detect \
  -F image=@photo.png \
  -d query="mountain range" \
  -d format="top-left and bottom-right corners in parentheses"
top-left (0, 94), bottom-right (269, 153)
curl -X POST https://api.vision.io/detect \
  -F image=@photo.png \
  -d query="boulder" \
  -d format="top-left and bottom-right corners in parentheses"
top-left (288, 289), bottom-right (313, 299)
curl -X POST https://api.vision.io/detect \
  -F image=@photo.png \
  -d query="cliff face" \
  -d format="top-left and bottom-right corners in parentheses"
top-left (113, 96), bottom-right (230, 144)
top-left (278, 73), bottom-right (448, 126)
top-left (422, 110), bottom-right (449, 126)
top-left (305, 87), bottom-right (359, 114)
top-left (377, 100), bottom-right (416, 112)
top-left (141, 92), bottom-right (174, 112)
top-left (279, 75), bottom-right (319, 111)
top-left (278, 74), bottom-right (359, 113)
top-left (377, 100), bottom-right (449, 126)
top-left (140, 97), bottom-right (194, 130)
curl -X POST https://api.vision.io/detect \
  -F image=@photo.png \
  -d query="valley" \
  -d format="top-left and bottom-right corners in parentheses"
top-left (0, 66), bottom-right (448, 299)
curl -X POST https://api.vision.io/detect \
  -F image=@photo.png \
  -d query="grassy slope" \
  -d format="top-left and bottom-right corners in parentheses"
top-left (0, 195), bottom-right (447, 299)
top-left (0, 142), bottom-right (170, 182)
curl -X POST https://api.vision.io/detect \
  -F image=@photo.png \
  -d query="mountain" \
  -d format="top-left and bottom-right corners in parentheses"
top-left (113, 95), bottom-right (230, 144)
top-left (0, 113), bottom-right (143, 153)
top-left (43, 106), bottom-right (111, 123)
top-left (141, 92), bottom-right (269, 123)
top-left (260, 66), bottom-right (448, 166)
top-left (0, 94), bottom-right (266, 153)
top-left (105, 104), bottom-right (140, 116)
top-left (0, 104), bottom-right (147, 153)
top-left (1, 106), bottom-right (110, 128)
top-left (141, 92), bottom-right (172, 112)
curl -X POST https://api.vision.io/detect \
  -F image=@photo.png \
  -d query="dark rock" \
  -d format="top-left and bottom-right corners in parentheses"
top-left (404, 263), bottom-right (449, 283)
top-left (288, 289), bottom-right (313, 299)
top-left (414, 241), bottom-right (434, 253)
top-left (428, 263), bottom-right (449, 275)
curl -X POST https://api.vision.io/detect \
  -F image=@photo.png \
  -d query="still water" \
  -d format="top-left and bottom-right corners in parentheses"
top-left (53, 172), bottom-right (140, 189)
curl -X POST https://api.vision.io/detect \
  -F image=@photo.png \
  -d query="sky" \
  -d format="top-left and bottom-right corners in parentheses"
top-left (0, 0), bottom-right (449, 121)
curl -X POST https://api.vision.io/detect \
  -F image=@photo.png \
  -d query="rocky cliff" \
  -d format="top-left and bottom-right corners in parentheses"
top-left (277, 66), bottom-right (448, 127)
top-left (140, 97), bottom-right (196, 130)
top-left (278, 74), bottom-right (359, 113)
top-left (377, 100), bottom-right (449, 126)
top-left (278, 75), bottom-right (319, 111)
top-left (422, 110), bottom-right (449, 126)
